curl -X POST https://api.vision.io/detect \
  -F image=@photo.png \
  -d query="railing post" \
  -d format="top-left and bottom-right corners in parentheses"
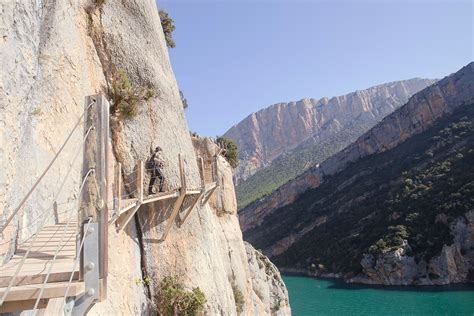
top-left (116, 163), bottom-right (122, 215)
top-left (137, 161), bottom-right (144, 203)
top-left (77, 94), bottom-right (109, 309)
top-left (53, 201), bottom-right (59, 224)
top-left (159, 154), bottom-right (186, 242)
top-left (198, 157), bottom-right (205, 189)
top-left (212, 155), bottom-right (218, 183)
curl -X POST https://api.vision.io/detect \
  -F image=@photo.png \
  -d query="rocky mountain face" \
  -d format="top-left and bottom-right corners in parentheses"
top-left (244, 63), bottom-right (474, 285)
top-left (225, 79), bottom-right (435, 209)
top-left (1, 0), bottom-right (289, 314)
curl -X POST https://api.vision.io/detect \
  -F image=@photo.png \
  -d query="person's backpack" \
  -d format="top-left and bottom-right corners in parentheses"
top-left (152, 152), bottom-right (165, 168)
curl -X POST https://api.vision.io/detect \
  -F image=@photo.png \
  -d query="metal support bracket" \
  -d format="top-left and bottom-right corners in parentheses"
top-left (68, 222), bottom-right (99, 316)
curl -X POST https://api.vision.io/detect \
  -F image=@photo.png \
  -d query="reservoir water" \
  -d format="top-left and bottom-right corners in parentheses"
top-left (283, 276), bottom-right (474, 315)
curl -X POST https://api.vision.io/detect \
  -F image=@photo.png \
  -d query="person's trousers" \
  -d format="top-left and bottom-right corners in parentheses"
top-left (148, 167), bottom-right (164, 193)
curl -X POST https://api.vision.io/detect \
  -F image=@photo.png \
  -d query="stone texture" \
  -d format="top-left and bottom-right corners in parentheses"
top-left (225, 79), bottom-right (435, 184)
top-left (1, 0), bottom-right (290, 314)
top-left (240, 63), bottom-right (474, 235)
top-left (355, 210), bottom-right (474, 285)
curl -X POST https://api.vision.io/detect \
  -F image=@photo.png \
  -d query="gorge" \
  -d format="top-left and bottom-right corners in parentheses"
top-left (242, 62), bottom-right (474, 285)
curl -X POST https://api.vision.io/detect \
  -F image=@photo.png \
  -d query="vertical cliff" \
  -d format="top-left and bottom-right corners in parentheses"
top-left (225, 79), bottom-right (435, 185)
top-left (1, 0), bottom-right (290, 314)
top-left (243, 63), bottom-right (474, 285)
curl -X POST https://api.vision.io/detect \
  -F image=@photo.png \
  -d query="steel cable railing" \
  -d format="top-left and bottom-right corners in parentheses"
top-left (0, 116), bottom-right (91, 247)
top-left (61, 218), bottom-right (93, 310)
top-left (0, 99), bottom-right (97, 306)
top-left (0, 99), bottom-right (96, 235)
top-left (0, 165), bottom-right (98, 305)
top-left (32, 203), bottom-right (80, 314)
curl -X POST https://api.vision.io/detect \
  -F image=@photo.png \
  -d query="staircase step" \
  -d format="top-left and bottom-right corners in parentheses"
top-left (0, 281), bottom-right (84, 308)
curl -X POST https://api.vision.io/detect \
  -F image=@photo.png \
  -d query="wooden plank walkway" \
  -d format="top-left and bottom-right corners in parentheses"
top-left (0, 222), bottom-right (82, 311)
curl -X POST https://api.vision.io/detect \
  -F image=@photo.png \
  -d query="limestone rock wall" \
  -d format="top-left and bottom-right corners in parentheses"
top-left (225, 79), bottom-right (435, 184)
top-left (240, 63), bottom-right (474, 235)
top-left (356, 210), bottom-right (474, 285)
top-left (1, 0), bottom-right (290, 314)
top-left (188, 137), bottom-right (291, 314)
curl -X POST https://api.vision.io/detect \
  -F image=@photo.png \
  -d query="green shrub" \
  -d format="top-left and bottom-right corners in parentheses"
top-left (216, 137), bottom-right (239, 168)
top-left (156, 276), bottom-right (206, 316)
top-left (180, 90), bottom-right (188, 109)
top-left (109, 69), bottom-right (155, 119)
top-left (159, 9), bottom-right (176, 48)
top-left (30, 108), bottom-right (42, 116)
top-left (231, 281), bottom-right (244, 314)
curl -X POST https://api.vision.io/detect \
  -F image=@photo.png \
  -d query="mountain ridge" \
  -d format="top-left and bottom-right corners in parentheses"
top-left (243, 62), bottom-right (474, 285)
top-left (225, 78), bottom-right (436, 210)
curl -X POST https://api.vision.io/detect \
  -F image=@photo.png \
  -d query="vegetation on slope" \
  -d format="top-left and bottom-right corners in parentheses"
top-left (217, 137), bottom-right (239, 168)
top-left (156, 276), bottom-right (206, 315)
top-left (236, 121), bottom-right (370, 209)
top-left (159, 9), bottom-right (176, 48)
top-left (109, 69), bottom-right (155, 119)
top-left (245, 104), bottom-right (474, 274)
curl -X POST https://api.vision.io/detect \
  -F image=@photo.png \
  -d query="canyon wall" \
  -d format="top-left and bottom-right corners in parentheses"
top-left (225, 79), bottom-right (435, 185)
top-left (240, 65), bottom-right (472, 234)
top-left (243, 62), bottom-right (474, 285)
top-left (1, 0), bottom-right (290, 314)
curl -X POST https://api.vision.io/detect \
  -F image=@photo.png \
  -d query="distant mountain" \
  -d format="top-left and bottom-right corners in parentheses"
top-left (224, 79), bottom-right (436, 209)
top-left (244, 62), bottom-right (474, 285)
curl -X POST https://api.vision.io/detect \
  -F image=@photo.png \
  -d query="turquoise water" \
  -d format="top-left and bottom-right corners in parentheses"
top-left (283, 276), bottom-right (474, 316)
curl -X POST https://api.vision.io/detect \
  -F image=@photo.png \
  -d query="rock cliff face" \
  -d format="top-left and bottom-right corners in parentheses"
top-left (243, 62), bottom-right (474, 285)
top-left (225, 79), bottom-right (434, 185)
top-left (1, 0), bottom-right (290, 314)
top-left (240, 66), bottom-right (471, 233)
top-left (356, 210), bottom-right (474, 285)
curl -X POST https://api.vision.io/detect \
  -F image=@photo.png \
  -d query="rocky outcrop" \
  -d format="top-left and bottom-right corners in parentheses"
top-left (225, 79), bottom-right (435, 185)
top-left (240, 63), bottom-right (474, 234)
top-left (243, 63), bottom-right (474, 286)
top-left (1, 0), bottom-right (289, 314)
top-left (187, 137), bottom-right (291, 314)
top-left (245, 242), bottom-right (290, 315)
top-left (356, 210), bottom-right (474, 285)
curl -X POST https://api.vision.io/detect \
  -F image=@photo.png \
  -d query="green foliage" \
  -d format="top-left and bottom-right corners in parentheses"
top-left (109, 69), bottom-right (155, 119)
top-left (95, 0), bottom-right (107, 6)
top-left (217, 137), bottom-right (239, 168)
top-left (135, 276), bottom-right (153, 286)
top-left (231, 281), bottom-right (244, 314)
top-left (159, 9), bottom-right (176, 48)
top-left (236, 120), bottom-right (372, 210)
top-left (180, 90), bottom-right (188, 109)
top-left (30, 108), bottom-right (42, 116)
top-left (156, 276), bottom-right (206, 316)
top-left (245, 104), bottom-right (474, 273)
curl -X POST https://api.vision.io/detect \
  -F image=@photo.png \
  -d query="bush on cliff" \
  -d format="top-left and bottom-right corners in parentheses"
top-left (159, 9), bottom-right (176, 48)
top-left (109, 69), bottom-right (155, 119)
top-left (217, 137), bottom-right (239, 168)
top-left (156, 276), bottom-right (206, 315)
top-left (231, 281), bottom-right (244, 314)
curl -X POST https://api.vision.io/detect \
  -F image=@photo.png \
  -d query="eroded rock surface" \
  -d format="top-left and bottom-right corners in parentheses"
top-left (356, 210), bottom-right (474, 285)
top-left (241, 64), bottom-right (473, 235)
top-left (225, 79), bottom-right (435, 185)
top-left (1, 0), bottom-right (290, 314)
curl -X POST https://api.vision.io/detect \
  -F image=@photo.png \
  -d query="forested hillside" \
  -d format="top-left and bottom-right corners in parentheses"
top-left (246, 102), bottom-right (474, 284)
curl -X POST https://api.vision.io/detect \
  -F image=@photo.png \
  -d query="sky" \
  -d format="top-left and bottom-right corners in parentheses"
top-left (158, 0), bottom-right (473, 137)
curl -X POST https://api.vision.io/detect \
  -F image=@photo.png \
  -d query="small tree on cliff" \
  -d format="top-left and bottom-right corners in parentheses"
top-left (159, 9), bottom-right (176, 48)
top-left (180, 90), bottom-right (188, 109)
top-left (216, 137), bottom-right (239, 168)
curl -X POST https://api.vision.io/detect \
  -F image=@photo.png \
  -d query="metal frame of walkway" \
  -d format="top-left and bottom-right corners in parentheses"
top-left (0, 95), bottom-right (219, 315)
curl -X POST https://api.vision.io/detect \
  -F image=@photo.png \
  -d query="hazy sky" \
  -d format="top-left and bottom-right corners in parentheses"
top-left (158, 0), bottom-right (473, 136)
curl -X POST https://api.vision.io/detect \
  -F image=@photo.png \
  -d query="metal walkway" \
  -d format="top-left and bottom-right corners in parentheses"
top-left (0, 95), bottom-right (219, 314)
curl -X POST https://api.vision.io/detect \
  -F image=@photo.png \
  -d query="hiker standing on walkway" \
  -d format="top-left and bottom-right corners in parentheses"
top-left (148, 147), bottom-right (165, 194)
